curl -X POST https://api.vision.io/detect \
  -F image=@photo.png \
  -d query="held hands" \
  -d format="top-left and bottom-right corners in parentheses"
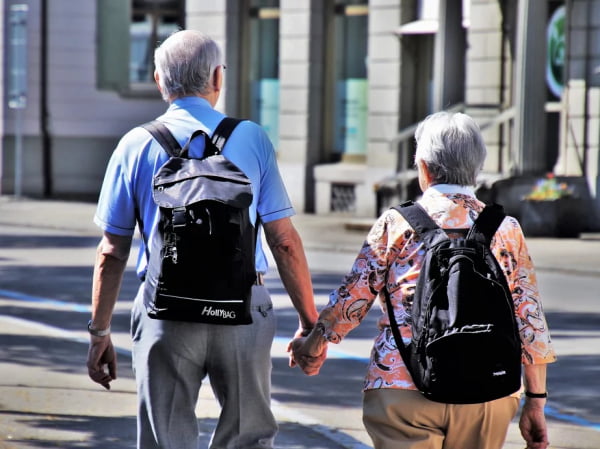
top-left (287, 326), bottom-right (328, 376)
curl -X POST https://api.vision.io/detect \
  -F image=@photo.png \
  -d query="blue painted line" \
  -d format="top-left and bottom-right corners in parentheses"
top-left (273, 336), bottom-right (370, 362)
top-left (0, 289), bottom-right (91, 313)
top-left (544, 405), bottom-right (600, 431)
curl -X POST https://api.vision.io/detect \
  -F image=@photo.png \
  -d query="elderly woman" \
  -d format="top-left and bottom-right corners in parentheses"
top-left (291, 111), bottom-right (555, 449)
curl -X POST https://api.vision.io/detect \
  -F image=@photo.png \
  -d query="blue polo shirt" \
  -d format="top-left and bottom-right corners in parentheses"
top-left (94, 97), bottom-right (294, 278)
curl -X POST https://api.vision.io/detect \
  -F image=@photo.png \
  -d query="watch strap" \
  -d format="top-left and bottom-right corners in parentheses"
top-left (87, 320), bottom-right (111, 337)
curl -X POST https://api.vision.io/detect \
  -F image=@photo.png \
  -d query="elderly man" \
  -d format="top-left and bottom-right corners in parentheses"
top-left (86, 30), bottom-right (318, 449)
top-left (292, 111), bottom-right (556, 449)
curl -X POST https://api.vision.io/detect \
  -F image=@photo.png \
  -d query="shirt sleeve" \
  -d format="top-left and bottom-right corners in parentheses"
top-left (492, 217), bottom-right (557, 365)
top-left (221, 121), bottom-right (294, 225)
top-left (93, 132), bottom-right (140, 236)
top-left (318, 211), bottom-right (399, 343)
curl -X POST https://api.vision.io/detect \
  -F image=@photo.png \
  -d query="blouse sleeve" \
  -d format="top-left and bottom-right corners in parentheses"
top-left (492, 217), bottom-right (557, 365)
top-left (317, 210), bottom-right (401, 343)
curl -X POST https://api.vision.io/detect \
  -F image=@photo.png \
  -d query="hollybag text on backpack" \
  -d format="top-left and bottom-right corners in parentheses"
top-left (384, 201), bottom-right (522, 404)
top-left (139, 118), bottom-right (257, 325)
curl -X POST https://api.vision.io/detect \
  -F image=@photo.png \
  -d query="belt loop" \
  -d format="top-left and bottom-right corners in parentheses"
top-left (255, 272), bottom-right (264, 286)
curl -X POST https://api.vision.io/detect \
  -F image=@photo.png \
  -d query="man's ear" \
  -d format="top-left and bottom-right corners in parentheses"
top-left (154, 71), bottom-right (162, 92)
top-left (214, 65), bottom-right (223, 92)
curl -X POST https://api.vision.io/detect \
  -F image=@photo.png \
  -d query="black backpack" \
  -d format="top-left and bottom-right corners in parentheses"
top-left (384, 201), bottom-right (522, 403)
top-left (139, 118), bottom-right (257, 325)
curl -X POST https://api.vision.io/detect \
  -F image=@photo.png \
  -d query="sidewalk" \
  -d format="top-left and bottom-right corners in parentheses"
top-left (1, 196), bottom-right (600, 449)
top-left (1, 196), bottom-right (599, 276)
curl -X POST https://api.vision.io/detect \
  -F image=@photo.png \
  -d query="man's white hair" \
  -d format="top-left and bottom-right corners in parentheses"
top-left (154, 30), bottom-right (223, 102)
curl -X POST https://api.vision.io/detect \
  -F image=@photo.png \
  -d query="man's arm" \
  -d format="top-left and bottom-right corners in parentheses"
top-left (86, 231), bottom-right (132, 390)
top-left (519, 364), bottom-right (550, 449)
top-left (263, 217), bottom-right (319, 337)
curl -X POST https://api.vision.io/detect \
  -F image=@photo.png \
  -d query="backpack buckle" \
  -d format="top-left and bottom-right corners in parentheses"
top-left (172, 207), bottom-right (187, 230)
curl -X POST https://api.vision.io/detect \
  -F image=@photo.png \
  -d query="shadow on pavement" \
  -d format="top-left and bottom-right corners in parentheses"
top-left (0, 234), bottom-right (99, 249)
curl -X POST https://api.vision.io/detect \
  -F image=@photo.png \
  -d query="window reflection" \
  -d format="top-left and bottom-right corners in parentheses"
top-left (130, 0), bottom-right (184, 84)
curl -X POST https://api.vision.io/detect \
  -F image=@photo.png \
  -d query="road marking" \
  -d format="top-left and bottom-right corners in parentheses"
top-left (3, 289), bottom-right (600, 436)
top-left (0, 307), bottom-right (372, 449)
top-left (0, 288), bottom-right (91, 312)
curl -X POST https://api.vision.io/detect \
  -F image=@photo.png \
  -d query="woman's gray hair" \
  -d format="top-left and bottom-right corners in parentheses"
top-left (414, 111), bottom-right (487, 186)
top-left (154, 30), bottom-right (223, 102)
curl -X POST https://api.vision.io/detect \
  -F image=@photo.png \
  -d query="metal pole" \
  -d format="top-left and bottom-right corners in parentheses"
top-left (8, 4), bottom-right (29, 198)
top-left (14, 108), bottom-right (23, 198)
top-left (513, 0), bottom-right (548, 175)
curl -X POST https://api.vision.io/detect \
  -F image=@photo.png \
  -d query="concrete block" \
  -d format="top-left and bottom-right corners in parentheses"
top-left (278, 162), bottom-right (307, 212)
top-left (568, 57), bottom-right (587, 80)
top-left (280, 0), bottom-right (309, 13)
top-left (570, 1), bottom-right (588, 27)
top-left (366, 141), bottom-right (398, 169)
top-left (279, 112), bottom-right (308, 139)
top-left (314, 162), bottom-right (367, 183)
top-left (466, 60), bottom-right (502, 89)
top-left (468, 2), bottom-right (502, 30)
top-left (465, 87), bottom-right (503, 105)
top-left (277, 137), bottom-right (306, 157)
top-left (279, 63), bottom-right (310, 87)
top-left (280, 11), bottom-right (310, 35)
top-left (368, 61), bottom-right (400, 87)
top-left (590, 31), bottom-right (600, 58)
top-left (186, 2), bottom-right (225, 14)
top-left (367, 139), bottom-right (398, 156)
top-left (280, 37), bottom-right (309, 62)
top-left (569, 30), bottom-right (588, 58)
top-left (367, 115), bottom-right (401, 142)
top-left (355, 182), bottom-right (376, 217)
top-left (315, 180), bottom-right (332, 215)
top-left (467, 31), bottom-right (503, 60)
top-left (593, 2), bottom-right (600, 27)
top-left (368, 88), bottom-right (400, 115)
top-left (369, 8), bottom-right (401, 33)
top-left (368, 35), bottom-right (400, 60)
top-left (280, 88), bottom-right (309, 113)
top-left (187, 15), bottom-right (226, 38)
top-left (567, 81), bottom-right (587, 115)
top-left (369, 0), bottom-right (402, 7)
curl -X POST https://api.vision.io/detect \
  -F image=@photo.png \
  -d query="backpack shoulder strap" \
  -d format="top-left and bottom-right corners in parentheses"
top-left (393, 201), bottom-right (449, 247)
top-left (140, 120), bottom-right (182, 158)
top-left (205, 117), bottom-right (244, 157)
top-left (467, 203), bottom-right (506, 246)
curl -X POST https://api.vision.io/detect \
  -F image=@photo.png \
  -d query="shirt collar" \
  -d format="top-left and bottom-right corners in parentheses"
top-left (170, 96), bottom-right (212, 110)
top-left (424, 184), bottom-right (476, 198)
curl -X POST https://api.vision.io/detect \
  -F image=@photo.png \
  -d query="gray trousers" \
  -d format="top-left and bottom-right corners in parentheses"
top-left (131, 284), bottom-right (277, 449)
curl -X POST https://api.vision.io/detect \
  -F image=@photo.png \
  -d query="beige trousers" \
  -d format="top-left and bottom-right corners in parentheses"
top-left (362, 389), bottom-right (519, 449)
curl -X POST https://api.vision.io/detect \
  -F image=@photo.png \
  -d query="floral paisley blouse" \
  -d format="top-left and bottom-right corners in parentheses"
top-left (317, 184), bottom-right (556, 391)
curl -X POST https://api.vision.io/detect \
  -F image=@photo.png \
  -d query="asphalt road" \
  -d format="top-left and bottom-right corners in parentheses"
top-left (1, 218), bottom-right (600, 448)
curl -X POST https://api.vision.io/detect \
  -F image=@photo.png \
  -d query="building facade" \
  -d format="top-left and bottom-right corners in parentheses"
top-left (1, 0), bottom-right (599, 219)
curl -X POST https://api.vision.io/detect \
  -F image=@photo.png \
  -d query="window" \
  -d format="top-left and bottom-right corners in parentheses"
top-left (97, 0), bottom-right (185, 94)
top-left (328, 1), bottom-right (368, 160)
top-left (130, 0), bottom-right (183, 84)
top-left (248, 1), bottom-right (280, 149)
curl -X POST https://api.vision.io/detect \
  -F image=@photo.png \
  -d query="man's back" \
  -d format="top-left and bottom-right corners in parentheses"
top-left (95, 96), bottom-right (293, 278)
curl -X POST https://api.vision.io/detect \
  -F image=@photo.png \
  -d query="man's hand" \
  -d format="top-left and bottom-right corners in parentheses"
top-left (289, 336), bottom-right (328, 376)
top-left (519, 398), bottom-right (549, 449)
top-left (87, 335), bottom-right (117, 390)
top-left (287, 326), bottom-right (312, 368)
